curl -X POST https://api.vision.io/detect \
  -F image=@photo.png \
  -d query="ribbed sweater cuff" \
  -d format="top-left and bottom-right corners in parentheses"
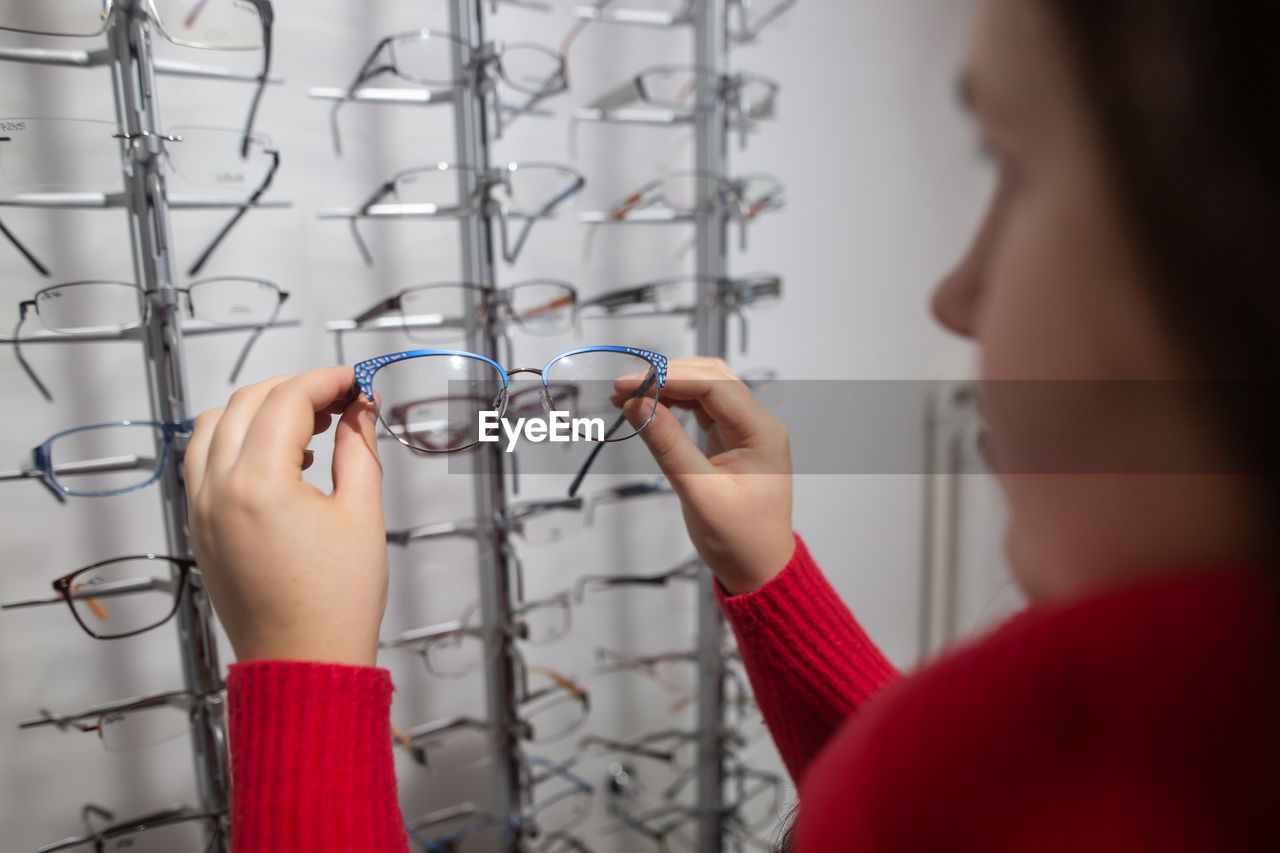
top-left (718, 533), bottom-right (899, 781)
top-left (227, 660), bottom-right (407, 853)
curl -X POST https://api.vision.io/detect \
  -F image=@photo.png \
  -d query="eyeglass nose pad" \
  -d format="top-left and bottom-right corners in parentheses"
top-left (493, 387), bottom-right (509, 416)
top-left (540, 387), bottom-right (555, 413)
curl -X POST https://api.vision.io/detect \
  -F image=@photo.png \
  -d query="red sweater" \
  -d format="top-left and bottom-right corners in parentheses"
top-left (227, 535), bottom-right (1280, 851)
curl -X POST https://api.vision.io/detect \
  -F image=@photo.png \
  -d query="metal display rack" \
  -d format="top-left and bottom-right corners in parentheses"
top-left (0, 2), bottom-right (293, 849)
top-left (102, 12), bottom-right (229, 844)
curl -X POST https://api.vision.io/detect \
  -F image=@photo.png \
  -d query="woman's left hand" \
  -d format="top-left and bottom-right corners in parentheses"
top-left (183, 367), bottom-right (389, 667)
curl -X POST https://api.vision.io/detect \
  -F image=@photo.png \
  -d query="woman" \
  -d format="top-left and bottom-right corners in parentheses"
top-left (185, 0), bottom-right (1280, 849)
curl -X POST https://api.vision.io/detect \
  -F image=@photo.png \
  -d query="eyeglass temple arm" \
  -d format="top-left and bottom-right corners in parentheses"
top-left (499, 175), bottom-right (584, 264)
top-left (352, 294), bottom-right (403, 326)
top-left (331, 35), bottom-right (398, 156)
top-left (567, 369), bottom-right (657, 498)
top-left (226, 290), bottom-right (287, 384)
top-left (13, 302), bottom-right (53, 401)
top-left (0, 217), bottom-right (51, 277)
top-left (239, 0), bottom-right (274, 158)
top-left (187, 149), bottom-right (280, 277)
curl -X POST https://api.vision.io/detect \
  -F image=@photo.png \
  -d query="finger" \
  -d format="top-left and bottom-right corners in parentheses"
top-left (204, 375), bottom-right (295, 476)
top-left (615, 365), bottom-right (763, 447)
top-left (183, 405), bottom-right (225, 500)
top-left (332, 394), bottom-right (383, 506)
top-left (623, 397), bottom-right (713, 490)
top-left (235, 366), bottom-right (359, 478)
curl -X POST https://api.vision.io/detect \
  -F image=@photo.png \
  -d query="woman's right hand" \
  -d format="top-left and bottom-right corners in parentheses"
top-left (615, 357), bottom-right (794, 595)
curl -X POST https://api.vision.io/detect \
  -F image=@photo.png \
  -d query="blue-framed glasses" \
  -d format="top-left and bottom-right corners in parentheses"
top-left (351, 345), bottom-right (665, 448)
top-left (0, 420), bottom-right (194, 503)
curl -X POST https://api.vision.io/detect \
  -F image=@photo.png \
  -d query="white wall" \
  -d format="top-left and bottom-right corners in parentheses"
top-left (0, 1), bottom-right (1011, 849)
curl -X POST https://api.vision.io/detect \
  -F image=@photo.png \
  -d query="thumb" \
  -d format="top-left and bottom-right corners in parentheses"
top-left (625, 398), bottom-right (713, 489)
top-left (332, 398), bottom-right (383, 503)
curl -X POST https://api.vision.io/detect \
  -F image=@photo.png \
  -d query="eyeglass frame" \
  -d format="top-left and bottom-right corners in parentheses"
top-left (581, 64), bottom-right (778, 150)
top-left (0, 419), bottom-right (194, 503)
top-left (12, 277), bottom-right (289, 401)
top-left (579, 273), bottom-right (782, 353)
top-left (406, 754), bottom-right (594, 851)
top-left (0, 0), bottom-right (275, 158)
top-left (0, 554), bottom-right (195, 639)
top-left (20, 688), bottom-right (221, 746)
top-left (35, 802), bottom-right (226, 853)
top-left (336, 161), bottom-right (585, 267)
top-left (348, 345), bottom-right (667, 454)
top-left (0, 126), bottom-right (281, 279)
top-left (331, 29), bottom-right (568, 153)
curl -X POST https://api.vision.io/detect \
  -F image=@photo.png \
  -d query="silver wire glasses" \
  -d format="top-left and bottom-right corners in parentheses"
top-left (579, 65), bottom-right (778, 148)
top-left (331, 29), bottom-right (568, 152)
top-left (405, 756), bottom-right (593, 850)
top-left (580, 273), bottom-right (781, 352)
top-left (34, 803), bottom-right (225, 853)
top-left (585, 170), bottom-right (783, 251)
top-left (0, 0), bottom-right (274, 154)
top-left (0, 118), bottom-right (281, 276)
top-left (321, 161), bottom-right (584, 266)
top-left (570, 0), bottom-right (797, 45)
top-left (344, 280), bottom-right (579, 342)
top-left (20, 689), bottom-right (217, 752)
top-left (12, 277), bottom-right (289, 399)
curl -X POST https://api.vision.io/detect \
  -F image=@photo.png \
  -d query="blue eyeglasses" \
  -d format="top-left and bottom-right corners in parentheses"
top-left (349, 345), bottom-right (666, 495)
top-left (0, 419), bottom-right (194, 503)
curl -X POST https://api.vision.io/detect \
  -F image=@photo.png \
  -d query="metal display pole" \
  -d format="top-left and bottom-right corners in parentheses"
top-left (448, 0), bottom-right (523, 845)
top-left (106, 3), bottom-right (229, 844)
top-left (694, 1), bottom-right (731, 850)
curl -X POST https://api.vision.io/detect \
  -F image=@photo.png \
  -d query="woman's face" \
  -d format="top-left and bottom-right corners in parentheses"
top-left (931, 0), bottom-right (1261, 601)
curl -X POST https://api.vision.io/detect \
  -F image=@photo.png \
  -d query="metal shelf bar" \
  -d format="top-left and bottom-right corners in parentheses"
top-left (105, 6), bottom-right (228, 850)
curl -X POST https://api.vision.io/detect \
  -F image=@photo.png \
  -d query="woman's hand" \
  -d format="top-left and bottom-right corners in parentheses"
top-left (184, 367), bottom-right (389, 667)
top-left (615, 357), bottom-right (794, 595)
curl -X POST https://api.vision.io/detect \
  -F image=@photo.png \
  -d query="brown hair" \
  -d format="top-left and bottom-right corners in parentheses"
top-left (1040, 0), bottom-right (1280, 555)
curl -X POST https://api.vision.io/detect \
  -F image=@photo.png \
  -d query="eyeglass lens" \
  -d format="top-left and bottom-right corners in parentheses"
top-left (43, 423), bottom-right (168, 496)
top-left (62, 557), bottom-right (183, 639)
top-left (372, 350), bottom-right (657, 453)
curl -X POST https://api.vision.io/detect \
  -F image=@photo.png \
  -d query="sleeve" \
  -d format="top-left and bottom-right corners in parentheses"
top-left (717, 533), bottom-right (900, 784)
top-left (226, 660), bottom-right (408, 853)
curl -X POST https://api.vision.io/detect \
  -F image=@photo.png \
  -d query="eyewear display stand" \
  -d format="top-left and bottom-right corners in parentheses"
top-left (692, 4), bottom-right (731, 851)
top-left (445, 0), bottom-right (525, 847)
top-left (104, 6), bottom-right (230, 852)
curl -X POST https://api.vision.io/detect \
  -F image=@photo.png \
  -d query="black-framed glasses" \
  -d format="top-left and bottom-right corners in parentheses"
top-left (35, 802), bottom-right (225, 853)
top-left (346, 279), bottom-right (579, 342)
top-left (0, 1), bottom-right (275, 156)
top-left (0, 420), bottom-right (193, 503)
top-left (0, 119), bottom-right (281, 276)
top-left (20, 688), bottom-right (219, 751)
top-left (323, 161), bottom-right (584, 266)
top-left (1, 554), bottom-right (195, 639)
top-left (12, 277), bottom-right (289, 400)
top-left (406, 755), bottom-right (594, 851)
top-left (331, 29), bottom-right (567, 152)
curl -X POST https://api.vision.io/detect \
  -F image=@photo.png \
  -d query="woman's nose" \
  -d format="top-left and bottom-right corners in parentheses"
top-left (931, 254), bottom-right (980, 339)
top-left (931, 196), bottom-right (999, 339)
